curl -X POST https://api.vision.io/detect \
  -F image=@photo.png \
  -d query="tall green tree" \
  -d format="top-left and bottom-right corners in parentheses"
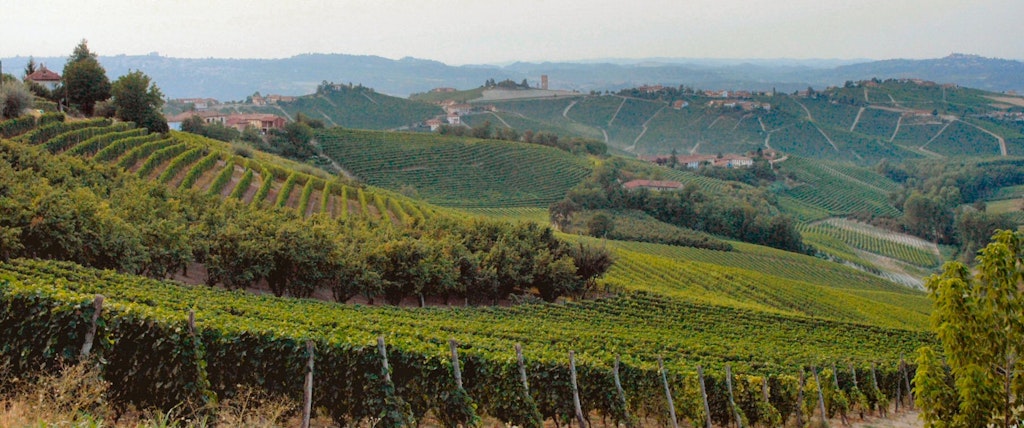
top-left (915, 230), bottom-right (1024, 427)
top-left (111, 70), bottom-right (168, 133)
top-left (62, 39), bottom-right (110, 116)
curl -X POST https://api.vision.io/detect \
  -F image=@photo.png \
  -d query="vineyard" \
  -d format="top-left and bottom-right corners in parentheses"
top-left (7, 117), bottom-right (432, 224)
top-left (1, 258), bottom-right (927, 426)
top-left (799, 219), bottom-right (941, 269)
top-left (0, 113), bottom-right (940, 425)
top-left (775, 156), bottom-right (901, 219)
top-left (315, 127), bottom-right (594, 208)
top-left (444, 80), bottom-right (1018, 168)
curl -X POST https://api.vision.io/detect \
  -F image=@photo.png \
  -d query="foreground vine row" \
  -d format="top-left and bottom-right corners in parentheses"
top-left (0, 258), bottom-right (926, 426)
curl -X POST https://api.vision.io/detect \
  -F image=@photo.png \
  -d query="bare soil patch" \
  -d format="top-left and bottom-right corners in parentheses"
top-left (986, 95), bottom-right (1024, 108)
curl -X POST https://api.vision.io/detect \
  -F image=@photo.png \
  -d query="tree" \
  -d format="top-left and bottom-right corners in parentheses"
top-left (0, 80), bottom-right (32, 119)
top-left (111, 70), bottom-right (167, 133)
top-left (915, 230), bottom-right (1024, 427)
top-left (586, 213), bottom-right (614, 238)
top-left (23, 57), bottom-right (36, 77)
top-left (62, 39), bottom-right (111, 116)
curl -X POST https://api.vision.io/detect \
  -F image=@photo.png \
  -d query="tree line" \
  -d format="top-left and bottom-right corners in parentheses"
top-left (0, 138), bottom-right (612, 305)
top-left (550, 159), bottom-right (806, 253)
top-left (872, 158), bottom-right (1024, 260)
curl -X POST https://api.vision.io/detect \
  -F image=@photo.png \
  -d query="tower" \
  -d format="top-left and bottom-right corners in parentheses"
top-left (541, 75), bottom-right (548, 90)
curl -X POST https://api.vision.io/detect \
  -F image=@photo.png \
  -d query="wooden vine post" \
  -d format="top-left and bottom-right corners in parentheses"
top-left (515, 343), bottom-right (529, 393)
top-left (811, 365), bottom-right (829, 428)
top-left (762, 376), bottom-right (770, 404)
top-left (568, 351), bottom-right (587, 428)
top-left (302, 340), bottom-right (314, 428)
top-left (612, 356), bottom-right (630, 423)
top-left (658, 357), bottom-right (679, 428)
top-left (870, 362), bottom-right (883, 417)
top-left (378, 336), bottom-right (392, 383)
top-left (894, 361), bottom-right (902, 412)
top-left (725, 363), bottom-right (742, 428)
top-left (80, 294), bottom-right (104, 358)
top-left (900, 355), bottom-right (913, 409)
top-left (697, 365), bottom-right (712, 428)
top-left (449, 339), bottom-right (463, 390)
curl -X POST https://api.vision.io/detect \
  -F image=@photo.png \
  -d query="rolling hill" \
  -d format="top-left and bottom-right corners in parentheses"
top-left (0, 110), bottom-right (964, 426)
top-left (455, 80), bottom-right (1023, 165)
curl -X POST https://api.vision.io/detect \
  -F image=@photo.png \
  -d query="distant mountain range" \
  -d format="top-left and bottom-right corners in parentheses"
top-left (2, 53), bottom-right (1021, 100)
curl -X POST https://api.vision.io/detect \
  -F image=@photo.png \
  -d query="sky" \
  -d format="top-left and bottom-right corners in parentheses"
top-left (3, 0), bottom-right (1023, 65)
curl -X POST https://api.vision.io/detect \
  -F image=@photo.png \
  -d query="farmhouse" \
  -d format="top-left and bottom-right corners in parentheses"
top-left (622, 179), bottom-right (685, 191)
top-left (226, 114), bottom-right (286, 133)
top-left (25, 66), bottom-right (62, 91)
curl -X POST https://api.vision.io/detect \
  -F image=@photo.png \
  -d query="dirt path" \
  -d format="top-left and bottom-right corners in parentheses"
top-left (488, 111), bottom-right (512, 129)
top-left (864, 87), bottom-right (870, 103)
top-left (319, 111), bottom-right (339, 127)
top-left (920, 121), bottom-right (952, 153)
top-left (608, 97), bottom-right (626, 127)
top-left (851, 410), bottom-right (922, 428)
top-left (815, 123), bottom-right (840, 152)
top-left (562, 99), bottom-right (577, 119)
top-left (957, 118), bottom-right (1007, 156)
top-left (628, 105), bottom-right (666, 152)
top-left (851, 107), bottom-right (865, 131)
top-left (794, 98), bottom-right (814, 121)
top-left (890, 116), bottom-right (902, 142)
top-left (707, 116), bottom-right (723, 129)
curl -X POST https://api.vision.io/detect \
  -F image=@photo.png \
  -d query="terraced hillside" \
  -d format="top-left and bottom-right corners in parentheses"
top-left (456, 80), bottom-right (1020, 165)
top-left (12, 118), bottom-right (431, 223)
top-left (316, 127), bottom-right (594, 208)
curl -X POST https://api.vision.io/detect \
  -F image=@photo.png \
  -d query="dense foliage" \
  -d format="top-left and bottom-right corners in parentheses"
top-left (915, 230), bottom-right (1024, 427)
top-left (62, 40), bottom-right (111, 116)
top-left (0, 130), bottom-right (608, 304)
top-left (110, 70), bottom-right (169, 133)
top-left (881, 158), bottom-right (1024, 256)
top-left (558, 159), bottom-right (806, 252)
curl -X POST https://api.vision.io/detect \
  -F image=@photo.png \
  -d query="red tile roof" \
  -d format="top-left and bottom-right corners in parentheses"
top-left (26, 67), bottom-right (61, 82)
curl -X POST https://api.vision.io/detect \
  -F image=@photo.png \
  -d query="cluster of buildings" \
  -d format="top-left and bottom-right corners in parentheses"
top-left (424, 99), bottom-right (498, 130)
top-left (170, 98), bottom-right (220, 110)
top-left (250, 94), bottom-right (296, 106)
top-left (641, 152), bottom-right (765, 169)
top-left (706, 99), bottom-right (771, 111)
top-left (166, 110), bottom-right (287, 133)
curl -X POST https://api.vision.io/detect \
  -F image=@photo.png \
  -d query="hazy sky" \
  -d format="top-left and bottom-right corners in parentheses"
top-left (3, 0), bottom-right (1022, 64)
